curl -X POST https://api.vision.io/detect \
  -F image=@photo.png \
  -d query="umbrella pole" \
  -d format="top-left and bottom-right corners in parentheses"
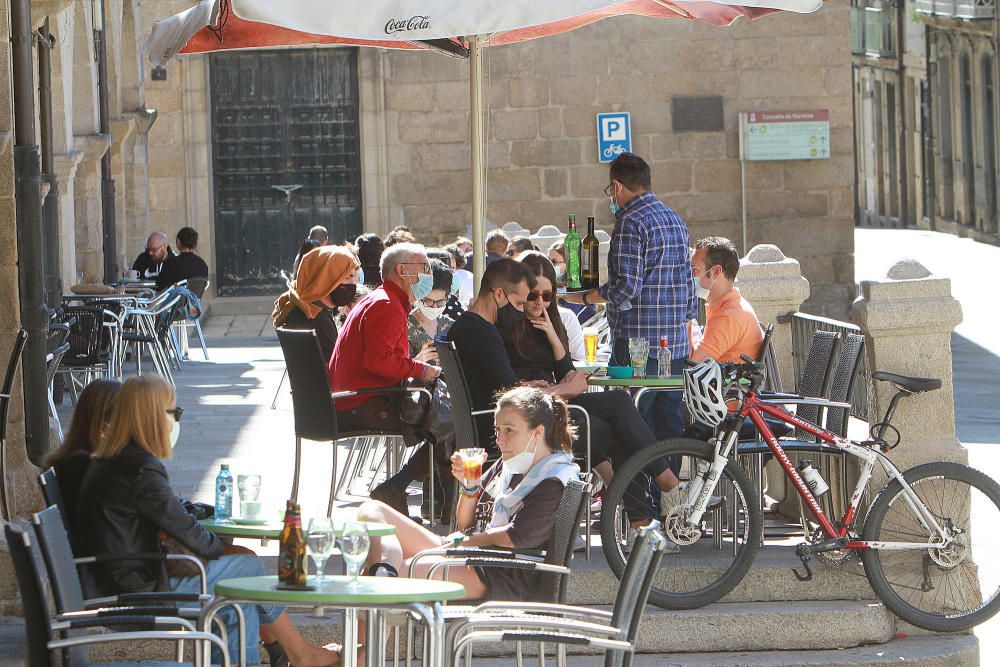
top-left (469, 34), bottom-right (486, 290)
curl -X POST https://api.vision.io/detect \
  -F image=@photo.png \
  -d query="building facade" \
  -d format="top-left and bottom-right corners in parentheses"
top-left (853, 0), bottom-right (1000, 244)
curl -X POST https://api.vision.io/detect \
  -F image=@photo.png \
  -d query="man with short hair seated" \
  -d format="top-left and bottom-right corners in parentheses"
top-left (689, 236), bottom-right (763, 364)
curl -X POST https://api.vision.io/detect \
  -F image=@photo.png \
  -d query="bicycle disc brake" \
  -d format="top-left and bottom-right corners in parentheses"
top-left (664, 506), bottom-right (702, 546)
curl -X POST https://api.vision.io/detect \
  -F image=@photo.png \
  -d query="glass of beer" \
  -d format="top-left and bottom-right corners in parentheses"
top-left (459, 448), bottom-right (487, 487)
top-left (582, 327), bottom-right (599, 363)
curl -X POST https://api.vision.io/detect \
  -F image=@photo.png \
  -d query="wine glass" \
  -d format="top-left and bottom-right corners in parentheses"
top-left (337, 521), bottom-right (370, 588)
top-left (306, 517), bottom-right (336, 588)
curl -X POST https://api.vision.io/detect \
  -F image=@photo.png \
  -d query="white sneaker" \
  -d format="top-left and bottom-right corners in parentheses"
top-left (627, 525), bottom-right (681, 554)
top-left (661, 481), bottom-right (722, 516)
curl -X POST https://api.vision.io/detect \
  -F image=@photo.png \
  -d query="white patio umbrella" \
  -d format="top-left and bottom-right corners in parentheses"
top-left (149, 0), bottom-right (824, 284)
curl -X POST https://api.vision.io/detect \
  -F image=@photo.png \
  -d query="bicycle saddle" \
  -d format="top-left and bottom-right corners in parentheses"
top-left (871, 371), bottom-right (941, 394)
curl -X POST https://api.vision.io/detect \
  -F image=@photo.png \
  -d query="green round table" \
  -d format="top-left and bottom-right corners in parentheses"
top-left (198, 519), bottom-right (396, 543)
top-left (206, 575), bottom-right (465, 667)
top-left (587, 375), bottom-right (684, 406)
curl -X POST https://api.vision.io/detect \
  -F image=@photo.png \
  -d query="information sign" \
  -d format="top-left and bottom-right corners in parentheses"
top-left (596, 112), bottom-right (631, 163)
top-left (740, 109), bottom-right (830, 161)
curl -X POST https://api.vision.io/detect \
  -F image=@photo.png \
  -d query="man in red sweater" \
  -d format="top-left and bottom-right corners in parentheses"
top-left (329, 242), bottom-right (441, 514)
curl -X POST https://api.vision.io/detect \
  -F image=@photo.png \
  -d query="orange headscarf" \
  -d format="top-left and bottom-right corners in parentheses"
top-left (272, 245), bottom-right (358, 327)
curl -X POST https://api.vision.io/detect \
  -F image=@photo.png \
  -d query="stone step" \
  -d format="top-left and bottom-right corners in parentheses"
top-left (464, 634), bottom-right (979, 667)
top-left (86, 599), bottom-right (894, 662)
top-left (567, 544), bottom-right (876, 606)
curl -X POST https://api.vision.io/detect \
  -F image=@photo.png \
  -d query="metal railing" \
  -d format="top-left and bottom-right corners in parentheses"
top-left (790, 312), bottom-right (872, 422)
top-left (917, 0), bottom-right (995, 16)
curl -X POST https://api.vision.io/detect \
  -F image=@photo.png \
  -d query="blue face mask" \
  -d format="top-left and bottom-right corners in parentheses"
top-left (407, 269), bottom-right (434, 301)
top-left (450, 272), bottom-right (461, 296)
top-left (358, 267), bottom-right (366, 284)
top-left (609, 196), bottom-right (619, 217)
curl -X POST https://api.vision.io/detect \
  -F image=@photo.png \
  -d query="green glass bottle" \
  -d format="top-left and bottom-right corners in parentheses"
top-left (565, 214), bottom-right (582, 289)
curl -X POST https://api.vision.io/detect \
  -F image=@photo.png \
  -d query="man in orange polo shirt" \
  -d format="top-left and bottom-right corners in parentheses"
top-left (689, 237), bottom-right (763, 364)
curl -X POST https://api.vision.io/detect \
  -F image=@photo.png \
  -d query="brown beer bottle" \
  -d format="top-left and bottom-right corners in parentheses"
top-left (278, 500), bottom-right (307, 586)
top-left (581, 216), bottom-right (600, 290)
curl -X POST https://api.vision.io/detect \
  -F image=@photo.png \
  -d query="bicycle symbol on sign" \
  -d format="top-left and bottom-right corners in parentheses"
top-left (602, 143), bottom-right (627, 159)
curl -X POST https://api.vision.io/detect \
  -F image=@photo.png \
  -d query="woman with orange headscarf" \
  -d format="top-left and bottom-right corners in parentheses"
top-left (273, 244), bottom-right (359, 362)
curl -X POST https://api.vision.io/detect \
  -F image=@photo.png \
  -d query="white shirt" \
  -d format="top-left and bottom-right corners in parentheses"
top-left (559, 306), bottom-right (585, 361)
top-left (456, 269), bottom-right (475, 308)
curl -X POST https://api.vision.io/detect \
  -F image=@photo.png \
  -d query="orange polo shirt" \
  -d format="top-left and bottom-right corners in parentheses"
top-left (697, 288), bottom-right (763, 363)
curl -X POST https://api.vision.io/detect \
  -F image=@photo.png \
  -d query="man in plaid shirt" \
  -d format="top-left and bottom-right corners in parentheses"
top-left (566, 153), bottom-right (697, 442)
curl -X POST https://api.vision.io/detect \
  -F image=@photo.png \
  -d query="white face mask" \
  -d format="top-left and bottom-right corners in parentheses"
top-left (169, 419), bottom-right (181, 449)
top-left (416, 303), bottom-right (446, 320)
top-left (504, 431), bottom-right (539, 475)
top-left (695, 269), bottom-right (719, 301)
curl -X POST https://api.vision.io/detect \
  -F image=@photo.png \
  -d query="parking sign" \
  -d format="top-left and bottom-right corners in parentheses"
top-left (597, 112), bottom-right (631, 163)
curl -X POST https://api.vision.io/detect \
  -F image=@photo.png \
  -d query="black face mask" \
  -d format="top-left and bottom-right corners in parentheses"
top-left (496, 302), bottom-right (526, 330)
top-left (330, 283), bottom-right (357, 307)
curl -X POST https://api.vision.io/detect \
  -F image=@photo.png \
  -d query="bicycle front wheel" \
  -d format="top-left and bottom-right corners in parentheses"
top-left (861, 461), bottom-right (1000, 632)
top-left (599, 438), bottom-right (761, 610)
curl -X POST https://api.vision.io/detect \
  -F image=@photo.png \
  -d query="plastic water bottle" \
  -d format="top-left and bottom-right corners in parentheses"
top-left (215, 464), bottom-right (233, 521)
top-left (657, 336), bottom-right (671, 378)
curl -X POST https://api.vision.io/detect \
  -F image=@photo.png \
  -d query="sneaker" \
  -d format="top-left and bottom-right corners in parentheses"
top-left (660, 481), bottom-right (722, 516)
top-left (589, 489), bottom-right (605, 513)
top-left (370, 482), bottom-right (410, 516)
top-left (627, 526), bottom-right (680, 555)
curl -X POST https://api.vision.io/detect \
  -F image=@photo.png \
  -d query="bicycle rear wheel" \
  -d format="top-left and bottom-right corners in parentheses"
top-left (861, 461), bottom-right (1000, 632)
top-left (599, 438), bottom-right (761, 609)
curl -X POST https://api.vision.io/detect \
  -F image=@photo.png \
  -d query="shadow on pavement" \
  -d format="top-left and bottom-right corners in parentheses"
top-left (952, 332), bottom-right (1000, 444)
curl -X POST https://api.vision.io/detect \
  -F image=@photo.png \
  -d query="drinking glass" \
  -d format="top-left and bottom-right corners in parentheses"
top-left (237, 474), bottom-right (262, 519)
top-left (337, 521), bottom-right (370, 588)
top-left (628, 337), bottom-right (649, 379)
top-left (458, 448), bottom-right (487, 488)
top-left (307, 517), bottom-right (336, 588)
top-left (582, 328), bottom-right (599, 363)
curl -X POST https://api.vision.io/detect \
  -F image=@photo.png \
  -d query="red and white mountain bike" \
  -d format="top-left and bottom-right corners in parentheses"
top-left (599, 356), bottom-right (1000, 632)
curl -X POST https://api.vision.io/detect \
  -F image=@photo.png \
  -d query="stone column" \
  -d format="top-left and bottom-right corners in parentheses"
top-left (53, 149), bottom-right (82, 283)
top-left (109, 114), bottom-right (135, 271)
top-left (852, 260), bottom-right (966, 470)
top-left (736, 244), bottom-right (811, 390)
top-left (71, 132), bottom-right (111, 282)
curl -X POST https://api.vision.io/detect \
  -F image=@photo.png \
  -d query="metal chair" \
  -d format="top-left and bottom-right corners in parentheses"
top-left (38, 467), bottom-right (68, 528)
top-left (170, 277), bottom-right (210, 361)
top-left (794, 330), bottom-right (842, 440)
top-left (448, 522), bottom-right (667, 667)
top-left (399, 477), bottom-right (591, 666)
top-left (56, 307), bottom-right (116, 399)
top-left (0, 329), bottom-right (27, 521)
top-left (6, 518), bottom-right (228, 667)
top-left (46, 323), bottom-right (71, 441)
top-left (275, 328), bottom-right (432, 517)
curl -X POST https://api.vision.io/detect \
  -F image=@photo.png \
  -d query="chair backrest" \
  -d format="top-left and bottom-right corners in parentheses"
top-left (61, 306), bottom-right (111, 367)
top-left (537, 477), bottom-right (591, 604)
top-left (5, 520), bottom-right (66, 667)
top-left (606, 523), bottom-right (667, 667)
top-left (757, 323), bottom-right (783, 394)
top-left (33, 505), bottom-right (89, 615)
top-left (436, 341), bottom-right (483, 449)
top-left (795, 330), bottom-right (842, 440)
top-left (275, 328), bottom-right (339, 441)
top-left (2, 329), bottom-right (28, 396)
top-left (186, 277), bottom-right (209, 299)
top-left (824, 333), bottom-right (866, 437)
top-left (39, 467), bottom-right (70, 529)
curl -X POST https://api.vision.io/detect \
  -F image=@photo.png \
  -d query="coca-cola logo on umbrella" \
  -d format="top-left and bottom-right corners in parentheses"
top-left (384, 15), bottom-right (431, 34)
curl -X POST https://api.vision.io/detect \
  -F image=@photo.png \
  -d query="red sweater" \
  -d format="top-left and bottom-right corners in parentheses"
top-left (328, 280), bottom-right (429, 411)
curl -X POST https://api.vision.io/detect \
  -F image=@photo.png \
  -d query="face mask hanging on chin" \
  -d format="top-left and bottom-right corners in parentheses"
top-left (504, 433), bottom-right (538, 474)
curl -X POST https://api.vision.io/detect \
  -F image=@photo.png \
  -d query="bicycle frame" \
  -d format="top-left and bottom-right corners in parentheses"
top-left (700, 389), bottom-right (954, 552)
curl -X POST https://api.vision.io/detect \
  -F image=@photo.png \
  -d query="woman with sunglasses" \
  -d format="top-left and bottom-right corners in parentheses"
top-left (76, 376), bottom-right (341, 666)
top-left (498, 253), bottom-right (684, 547)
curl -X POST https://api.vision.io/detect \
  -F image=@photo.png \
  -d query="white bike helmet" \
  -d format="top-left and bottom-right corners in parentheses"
top-left (683, 359), bottom-right (728, 427)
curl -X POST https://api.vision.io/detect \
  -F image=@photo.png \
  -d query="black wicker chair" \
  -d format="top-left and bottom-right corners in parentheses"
top-left (0, 329), bottom-right (27, 520)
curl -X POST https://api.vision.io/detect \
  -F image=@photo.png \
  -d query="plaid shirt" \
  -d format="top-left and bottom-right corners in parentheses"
top-left (599, 192), bottom-right (697, 359)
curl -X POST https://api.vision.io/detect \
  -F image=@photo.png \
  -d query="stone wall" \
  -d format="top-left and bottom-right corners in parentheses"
top-left (363, 2), bottom-right (855, 317)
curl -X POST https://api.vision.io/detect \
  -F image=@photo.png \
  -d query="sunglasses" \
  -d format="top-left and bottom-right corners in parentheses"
top-left (526, 291), bottom-right (554, 303)
top-left (165, 407), bottom-right (184, 422)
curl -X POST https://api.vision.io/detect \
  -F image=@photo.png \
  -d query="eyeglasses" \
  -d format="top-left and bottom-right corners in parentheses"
top-left (165, 407), bottom-right (184, 422)
top-left (420, 297), bottom-right (448, 308)
top-left (147, 244), bottom-right (166, 253)
top-left (526, 291), bottom-right (554, 303)
top-left (604, 182), bottom-right (615, 197)
top-left (400, 262), bottom-right (431, 273)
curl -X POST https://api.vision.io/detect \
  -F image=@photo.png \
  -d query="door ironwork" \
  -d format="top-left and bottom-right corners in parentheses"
top-left (210, 48), bottom-right (362, 295)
